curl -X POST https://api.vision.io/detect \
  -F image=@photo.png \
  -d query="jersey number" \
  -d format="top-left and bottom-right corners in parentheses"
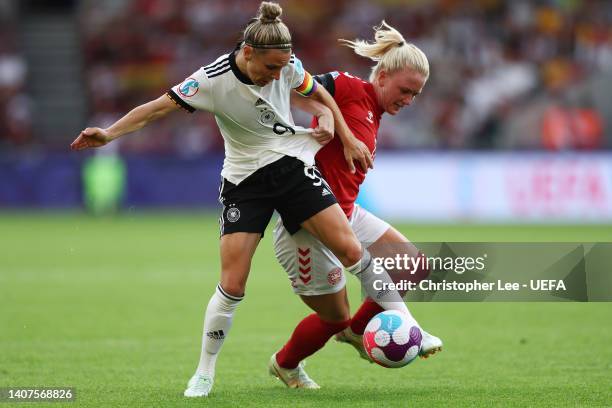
top-left (304, 166), bottom-right (326, 187)
top-left (273, 123), bottom-right (296, 135)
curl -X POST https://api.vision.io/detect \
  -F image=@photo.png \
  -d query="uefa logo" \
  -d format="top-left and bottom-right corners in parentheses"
top-left (179, 78), bottom-right (199, 97)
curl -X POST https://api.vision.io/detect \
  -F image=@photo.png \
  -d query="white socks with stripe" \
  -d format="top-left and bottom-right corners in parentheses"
top-left (195, 284), bottom-right (243, 378)
top-left (345, 248), bottom-right (416, 321)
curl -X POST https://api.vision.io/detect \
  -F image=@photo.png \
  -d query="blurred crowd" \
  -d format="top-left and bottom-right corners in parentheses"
top-left (0, 1), bottom-right (31, 148)
top-left (2, 0), bottom-right (612, 152)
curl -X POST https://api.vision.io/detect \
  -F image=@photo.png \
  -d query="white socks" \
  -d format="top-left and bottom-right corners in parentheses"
top-left (195, 284), bottom-right (243, 378)
top-left (346, 248), bottom-right (416, 322)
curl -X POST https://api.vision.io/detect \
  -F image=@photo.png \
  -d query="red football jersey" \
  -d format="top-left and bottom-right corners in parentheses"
top-left (312, 71), bottom-right (384, 218)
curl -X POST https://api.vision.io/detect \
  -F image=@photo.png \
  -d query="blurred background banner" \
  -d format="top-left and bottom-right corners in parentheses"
top-left (1, 0), bottom-right (611, 222)
top-left (358, 152), bottom-right (612, 222)
top-left (3, 152), bottom-right (612, 224)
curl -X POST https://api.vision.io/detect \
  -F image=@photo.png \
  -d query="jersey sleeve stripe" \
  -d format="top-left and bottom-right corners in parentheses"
top-left (204, 57), bottom-right (229, 71)
top-left (294, 71), bottom-right (317, 96)
top-left (204, 61), bottom-right (230, 75)
top-left (207, 67), bottom-right (232, 78)
top-left (166, 90), bottom-right (195, 113)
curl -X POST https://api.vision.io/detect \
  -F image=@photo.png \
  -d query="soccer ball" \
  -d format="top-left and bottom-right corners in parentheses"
top-left (363, 310), bottom-right (422, 368)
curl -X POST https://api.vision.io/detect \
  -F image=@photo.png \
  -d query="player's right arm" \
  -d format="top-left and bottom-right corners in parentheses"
top-left (71, 65), bottom-right (213, 151)
top-left (70, 95), bottom-right (179, 150)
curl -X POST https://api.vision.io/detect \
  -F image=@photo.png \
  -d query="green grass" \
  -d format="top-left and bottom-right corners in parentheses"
top-left (1, 213), bottom-right (611, 407)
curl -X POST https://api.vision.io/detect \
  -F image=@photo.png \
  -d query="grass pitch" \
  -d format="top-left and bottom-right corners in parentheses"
top-left (1, 213), bottom-right (611, 407)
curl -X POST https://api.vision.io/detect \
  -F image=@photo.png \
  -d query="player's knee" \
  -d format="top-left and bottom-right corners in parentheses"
top-left (219, 263), bottom-right (249, 298)
top-left (218, 280), bottom-right (246, 298)
top-left (341, 241), bottom-right (363, 267)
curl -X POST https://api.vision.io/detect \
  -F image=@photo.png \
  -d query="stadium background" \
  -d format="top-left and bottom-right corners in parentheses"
top-left (1, 0), bottom-right (611, 406)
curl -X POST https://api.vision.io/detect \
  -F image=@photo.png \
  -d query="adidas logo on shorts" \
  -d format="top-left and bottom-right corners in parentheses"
top-left (206, 330), bottom-right (225, 340)
top-left (322, 188), bottom-right (331, 196)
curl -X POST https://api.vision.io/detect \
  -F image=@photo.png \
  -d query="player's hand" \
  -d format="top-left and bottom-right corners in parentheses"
top-left (344, 138), bottom-right (373, 173)
top-left (311, 115), bottom-right (334, 146)
top-left (70, 127), bottom-right (111, 150)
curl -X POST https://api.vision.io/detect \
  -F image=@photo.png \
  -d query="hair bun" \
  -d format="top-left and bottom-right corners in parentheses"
top-left (259, 1), bottom-right (282, 23)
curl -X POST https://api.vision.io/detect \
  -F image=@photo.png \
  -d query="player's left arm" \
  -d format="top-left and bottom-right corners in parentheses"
top-left (290, 92), bottom-right (333, 145)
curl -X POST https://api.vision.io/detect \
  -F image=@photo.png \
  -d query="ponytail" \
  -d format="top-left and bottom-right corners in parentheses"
top-left (341, 21), bottom-right (429, 82)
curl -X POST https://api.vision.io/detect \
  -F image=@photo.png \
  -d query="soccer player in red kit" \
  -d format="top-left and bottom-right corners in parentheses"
top-left (269, 22), bottom-right (443, 388)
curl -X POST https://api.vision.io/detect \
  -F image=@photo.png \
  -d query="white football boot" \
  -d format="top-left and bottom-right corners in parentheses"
top-left (419, 330), bottom-right (443, 359)
top-left (268, 353), bottom-right (320, 389)
top-left (184, 373), bottom-right (214, 397)
top-left (334, 328), bottom-right (372, 363)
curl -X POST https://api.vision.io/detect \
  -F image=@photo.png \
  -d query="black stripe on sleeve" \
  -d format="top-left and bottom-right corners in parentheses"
top-left (204, 57), bottom-right (229, 72)
top-left (166, 89), bottom-right (195, 113)
top-left (208, 67), bottom-right (232, 78)
top-left (314, 73), bottom-right (335, 97)
top-left (204, 61), bottom-right (230, 75)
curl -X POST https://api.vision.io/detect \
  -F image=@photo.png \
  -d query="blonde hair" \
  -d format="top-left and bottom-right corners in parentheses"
top-left (340, 21), bottom-right (429, 82)
top-left (242, 2), bottom-right (292, 50)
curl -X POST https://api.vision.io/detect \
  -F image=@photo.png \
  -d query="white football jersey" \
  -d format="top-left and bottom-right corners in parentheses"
top-left (168, 50), bottom-right (321, 185)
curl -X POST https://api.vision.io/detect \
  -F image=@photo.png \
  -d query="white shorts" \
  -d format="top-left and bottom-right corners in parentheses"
top-left (273, 204), bottom-right (391, 296)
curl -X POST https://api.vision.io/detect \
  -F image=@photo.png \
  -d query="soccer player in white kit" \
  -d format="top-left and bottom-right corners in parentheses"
top-left (70, 2), bottom-right (413, 398)
top-left (268, 22), bottom-right (443, 388)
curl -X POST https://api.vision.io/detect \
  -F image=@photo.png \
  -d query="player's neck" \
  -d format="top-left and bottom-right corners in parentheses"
top-left (372, 82), bottom-right (386, 114)
top-left (235, 50), bottom-right (249, 78)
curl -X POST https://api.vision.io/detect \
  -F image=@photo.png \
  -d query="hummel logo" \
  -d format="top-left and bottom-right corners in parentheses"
top-left (366, 111), bottom-right (374, 124)
top-left (206, 330), bottom-right (225, 340)
top-left (255, 97), bottom-right (266, 107)
top-left (322, 188), bottom-right (331, 196)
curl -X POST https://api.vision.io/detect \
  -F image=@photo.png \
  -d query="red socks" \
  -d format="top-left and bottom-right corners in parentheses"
top-left (276, 313), bottom-right (350, 369)
top-left (348, 298), bottom-right (384, 335)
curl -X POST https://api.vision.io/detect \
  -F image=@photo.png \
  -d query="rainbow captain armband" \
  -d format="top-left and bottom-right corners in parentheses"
top-left (295, 71), bottom-right (317, 97)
